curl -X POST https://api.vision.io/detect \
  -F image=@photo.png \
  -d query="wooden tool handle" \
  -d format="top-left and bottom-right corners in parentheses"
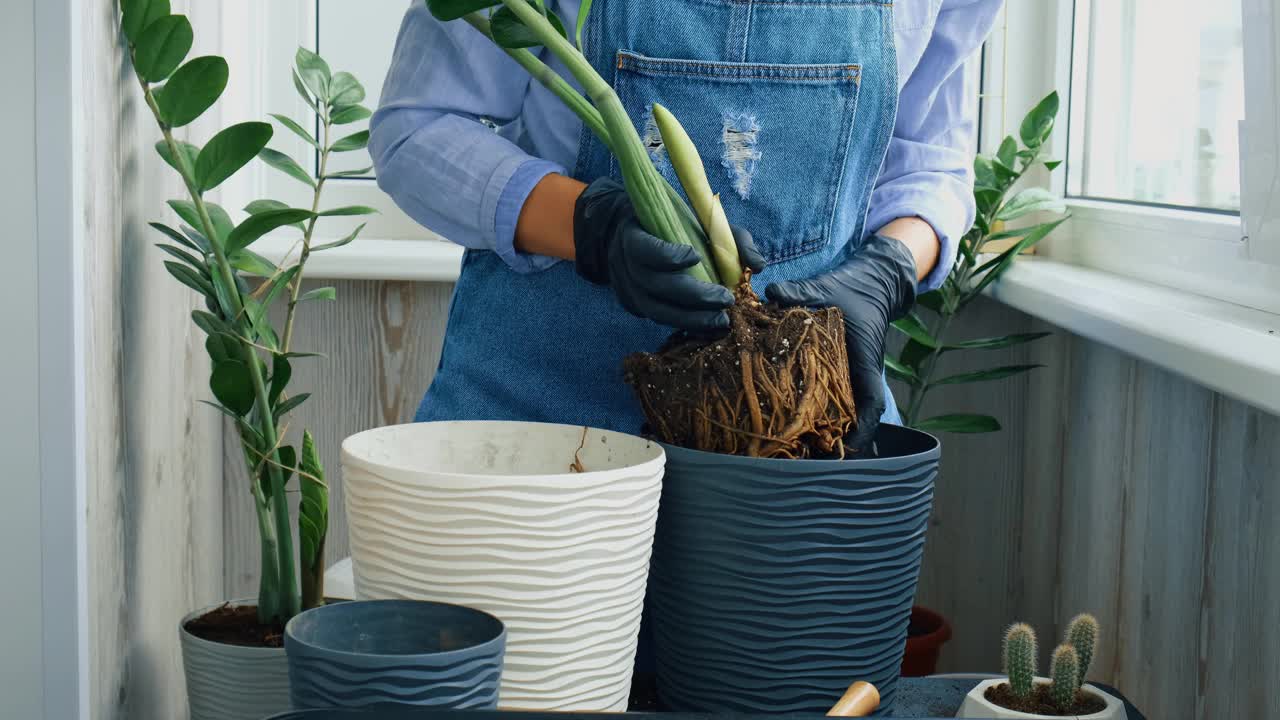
top-left (826, 681), bottom-right (880, 717)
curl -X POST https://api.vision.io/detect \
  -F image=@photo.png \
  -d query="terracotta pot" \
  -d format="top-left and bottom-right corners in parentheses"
top-left (901, 605), bottom-right (952, 676)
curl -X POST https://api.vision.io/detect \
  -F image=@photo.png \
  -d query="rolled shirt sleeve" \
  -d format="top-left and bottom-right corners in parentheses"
top-left (865, 0), bottom-right (1004, 292)
top-left (369, 4), bottom-right (564, 273)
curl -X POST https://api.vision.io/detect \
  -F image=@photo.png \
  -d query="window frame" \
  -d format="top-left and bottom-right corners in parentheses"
top-left (983, 0), bottom-right (1280, 316)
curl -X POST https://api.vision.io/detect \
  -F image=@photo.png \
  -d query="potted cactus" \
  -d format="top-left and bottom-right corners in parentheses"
top-left (958, 615), bottom-right (1124, 719)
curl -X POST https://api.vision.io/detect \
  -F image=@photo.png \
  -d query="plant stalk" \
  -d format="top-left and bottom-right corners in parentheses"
top-left (283, 117), bottom-right (332, 351)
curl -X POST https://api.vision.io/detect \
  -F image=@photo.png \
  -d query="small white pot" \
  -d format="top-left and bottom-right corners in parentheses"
top-left (179, 600), bottom-right (290, 720)
top-left (957, 678), bottom-right (1125, 720)
top-left (342, 421), bottom-right (665, 712)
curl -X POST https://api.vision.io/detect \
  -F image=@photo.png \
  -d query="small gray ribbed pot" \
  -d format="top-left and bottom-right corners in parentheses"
top-left (649, 424), bottom-right (940, 717)
top-left (285, 599), bottom-right (506, 710)
top-left (180, 601), bottom-right (291, 720)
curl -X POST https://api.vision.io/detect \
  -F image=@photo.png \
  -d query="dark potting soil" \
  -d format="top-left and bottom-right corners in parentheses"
top-left (184, 603), bottom-right (285, 648)
top-left (624, 282), bottom-right (857, 459)
top-left (985, 682), bottom-right (1108, 716)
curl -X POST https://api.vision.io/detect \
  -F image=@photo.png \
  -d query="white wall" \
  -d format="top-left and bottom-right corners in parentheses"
top-left (0, 0), bottom-right (46, 714)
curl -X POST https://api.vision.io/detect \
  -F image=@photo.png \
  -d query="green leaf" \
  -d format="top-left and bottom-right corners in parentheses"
top-left (155, 243), bottom-right (206, 272)
top-left (258, 147), bottom-right (316, 188)
top-left (933, 364), bottom-right (1043, 386)
top-left (295, 47), bottom-right (331, 101)
top-left (163, 260), bottom-right (213, 297)
top-left (317, 205), bottom-right (377, 217)
top-left (226, 209), bottom-right (315, 252)
top-left (190, 310), bottom-right (232, 337)
top-left (1044, 159), bottom-right (1063, 171)
top-left (151, 221), bottom-right (206, 253)
top-left (269, 113), bottom-right (318, 149)
top-left (899, 339), bottom-right (934, 372)
top-left (133, 14), bottom-right (192, 82)
top-left (292, 69), bottom-right (318, 111)
top-left (298, 430), bottom-right (328, 570)
top-left (155, 56), bottom-right (228, 128)
top-left (230, 249), bottom-right (277, 276)
top-left (196, 121), bottom-right (274, 192)
top-left (490, 5), bottom-right (569, 48)
top-left (974, 155), bottom-right (998, 189)
top-left (891, 314), bottom-right (937, 349)
top-left (917, 290), bottom-right (945, 314)
top-left (328, 72), bottom-right (365, 107)
top-left (207, 266), bottom-right (240, 319)
top-left (917, 414), bottom-right (1002, 434)
top-left (329, 105), bottom-right (372, 125)
top-left (204, 332), bottom-right (240, 364)
top-left (198, 399), bottom-right (242, 421)
top-left (257, 266), bottom-right (301, 315)
top-left (575, 0), bottom-right (594, 48)
top-left (121, 0), bottom-right (170, 44)
top-left (155, 139), bottom-right (200, 174)
top-left (300, 286), bottom-right (336, 302)
top-left (426, 0), bottom-right (503, 21)
top-left (276, 445), bottom-right (298, 485)
top-left (270, 354), bottom-right (292, 407)
top-left (885, 356), bottom-right (921, 387)
top-left (311, 223), bottom-right (364, 252)
top-left (944, 332), bottom-right (1052, 352)
top-left (210, 358), bottom-right (254, 415)
top-left (242, 297), bottom-right (278, 350)
top-left (972, 216), bottom-right (1069, 295)
top-left (996, 187), bottom-right (1067, 222)
top-left (273, 392), bottom-right (311, 420)
top-left (975, 187), bottom-right (1003, 217)
top-left (168, 200), bottom-right (233, 247)
top-left (995, 136), bottom-right (1017, 170)
top-left (244, 200), bottom-right (308, 232)
top-left (324, 166), bottom-right (375, 179)
top-left (330, 130), bottom-right (369, 153)
top-left (1019, 91), bottom-right (1060, 149)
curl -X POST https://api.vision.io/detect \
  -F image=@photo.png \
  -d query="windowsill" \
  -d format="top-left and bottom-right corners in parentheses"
top-left (254, 235), bottom-right (464, 283)
top-left (987, 256), bottom-right (1280, 416)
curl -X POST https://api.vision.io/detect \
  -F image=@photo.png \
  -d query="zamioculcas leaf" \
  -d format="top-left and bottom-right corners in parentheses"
top-left (273, 393), bottom-right (311, 420)
top-left (974, 156), bottom-right (998, 189)
top-left (885, 357), bottom-right (921, 387)
top-left (300, 287), bottom-right (336, 302)
top-left (133, 14), bottom-right (193, 82)
top-left (227, 209), bottom-right (316, 253)
top-left (996, 136), bottom-right (1017, 170)
top-left (190, 310), bottom-right (232, 337)
top-left (270, 354), bottom-right (292, 406)
top-left (328, 72), bottom-right (365, 106)
top-left (230, 249), bottom-right (278, 276)
top-left (155, 140), bottom-right (200, 174)
top-left (891, 314), bottom-right (938, 349)
top-left (275, 445), bottom-right (297, 485)
top-left (258, 148), bottom-right (316, 188)
top-left (155, 56), bottom-right (229, 128)
top-left (245, 199), bottom-right (308, 230)
top-left (164, 261), bottom-right (214, 297)
top-left (995, 187), bottom-right (1066, 222)
top-left (150, 221), bottom-right (203, 253)
top-left (298, 429), bottom-right (329, 607)
top-left (292, 69), bottom-right (317, 111)
top-left (945, 332), bottom-right (1052, 351)
top-left (917, 414), bottom-right (1001, 434)
top-left (324, 166), bottom-right (375, 179)
top-left (1019, 91), bottom-right (1060, 149)
top-left (329, 105), bottom-right (372, 125)
top-left (317, 205), bottom-right (377, 217)
top-left (269, 113), bottom-right (319, 149)
top-left (899, 339), bottom-right (933, 372)
top-left (121, 0), bottom-right (170, 44)
top-left (933, 364), bottom-right (1043, 386)
top-left (258, 266), bottom-right (300, 313)
top-left (168, 200), bottom-right (234, 246)
top-left (155, 243), bottom-right (205, 271)
top-left (971, 216), bottom-right (1069, 295)
top-left (490, 5), bottom-right (568, 48)
top-left (1044, 159), bottom-right (1063, 171)
top-left (426, 0), bottom-right (503, 21)
top-left (210, 358), bottom-right (255, 415)
top-left (295, 47), bottom-right (331, 101)
top-left (917, 290), bottom-right (944, 313)
top-left (196, 121), bottom-right (274, 192)
top-left (311, 223), bottom-right (365, 252)
top-left (574, 0), bottom-right (594, 48)
top-left (204, 332), bottom-right (240, 364)
top-left (330, 130), bottom-right (369, 152)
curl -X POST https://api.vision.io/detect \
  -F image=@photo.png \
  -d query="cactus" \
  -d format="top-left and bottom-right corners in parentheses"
top-left (1049, 644), bottom-right (1080, 710)
top-left (1002, 623), bottom-right (1038, 699)
top-left (1066, 613), bottom-right (1099, 687)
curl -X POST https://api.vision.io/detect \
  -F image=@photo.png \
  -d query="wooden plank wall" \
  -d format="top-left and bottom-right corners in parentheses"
top-left (85, 2), bottom-right (226, 718)
top-left (217, 284), bottom-right (1279, 720)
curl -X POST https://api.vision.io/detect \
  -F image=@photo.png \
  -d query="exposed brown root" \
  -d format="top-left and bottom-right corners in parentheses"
top-left (624, 278), bottom-right (856, 459)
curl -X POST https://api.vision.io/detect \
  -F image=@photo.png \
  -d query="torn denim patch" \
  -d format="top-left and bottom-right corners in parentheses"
top-left (721, 112), bottom-right (762, 200)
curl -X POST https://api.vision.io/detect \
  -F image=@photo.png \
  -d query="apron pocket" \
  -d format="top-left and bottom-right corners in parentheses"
top-left (613, 50), bottom-right (861, 264)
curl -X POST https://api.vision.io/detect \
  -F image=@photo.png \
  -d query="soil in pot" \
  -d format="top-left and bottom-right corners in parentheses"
top-left (625, 283), bottom-right (856, 459)
top-left (985, 682), bottom-right (1108, 716)
top-left (184, 604), bottom-right (284, 648)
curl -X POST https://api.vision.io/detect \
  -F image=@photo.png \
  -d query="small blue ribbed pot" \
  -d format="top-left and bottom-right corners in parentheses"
top-left (649, 424), bottom-right (940, 716)
top-left (285, 599), bottom-right (505, 710)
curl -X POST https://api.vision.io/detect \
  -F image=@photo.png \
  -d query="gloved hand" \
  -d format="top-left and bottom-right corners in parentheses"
top-left (574, 177), bottom-right (765, 331)
top-left (765, 233), bottom-right (918, 453)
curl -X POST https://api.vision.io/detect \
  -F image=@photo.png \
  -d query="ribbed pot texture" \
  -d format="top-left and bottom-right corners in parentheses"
top-left (180, 601), bottom-right (290, 720)
top-left (649, 424), bottom-right (940, 716)
top-left (342, 421), bottom-right (665, 711)
top-left (285, 599), bottom-right (506, 709)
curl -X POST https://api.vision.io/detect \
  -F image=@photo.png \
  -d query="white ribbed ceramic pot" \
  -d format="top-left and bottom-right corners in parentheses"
top-left (180, 601), bottom-right (290, 720)
top-left (342, 421), bottom-right (665, 711)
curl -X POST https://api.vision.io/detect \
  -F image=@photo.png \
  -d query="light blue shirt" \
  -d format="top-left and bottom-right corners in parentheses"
top-left (369, 0), bottom-right (1002, 292)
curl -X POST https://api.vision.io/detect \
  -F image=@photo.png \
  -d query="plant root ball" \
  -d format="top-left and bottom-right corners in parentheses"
top-left (624, 282), bottom-right (857, 459)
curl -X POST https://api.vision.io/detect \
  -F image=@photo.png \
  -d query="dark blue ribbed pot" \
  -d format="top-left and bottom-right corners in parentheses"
top-left (649, 424), bottom-right (940, 716)
top-left (285, 600), bottom-right (505, 710)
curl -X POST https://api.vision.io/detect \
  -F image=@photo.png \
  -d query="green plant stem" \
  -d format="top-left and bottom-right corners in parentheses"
top-left (282, 118), bottom-right (332, 352)
top-left (136, 68), bottom-right (300, 623)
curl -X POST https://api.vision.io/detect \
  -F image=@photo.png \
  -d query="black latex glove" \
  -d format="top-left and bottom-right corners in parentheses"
top-left (765, 233), bottom-right (918, 453)
top-left (574, 177), bottom-right (766, 331)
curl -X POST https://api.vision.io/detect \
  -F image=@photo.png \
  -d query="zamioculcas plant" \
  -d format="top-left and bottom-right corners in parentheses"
top-left (121, 0), bottom-right (374, 626)
top-left (888, 91), bottom-right (1068, 435)
top-left (428, 0), bottom-right (855, 458)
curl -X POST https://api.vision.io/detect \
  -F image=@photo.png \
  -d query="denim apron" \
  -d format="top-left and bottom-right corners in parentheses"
top-left (416, 0), bottom-right (900, 435)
